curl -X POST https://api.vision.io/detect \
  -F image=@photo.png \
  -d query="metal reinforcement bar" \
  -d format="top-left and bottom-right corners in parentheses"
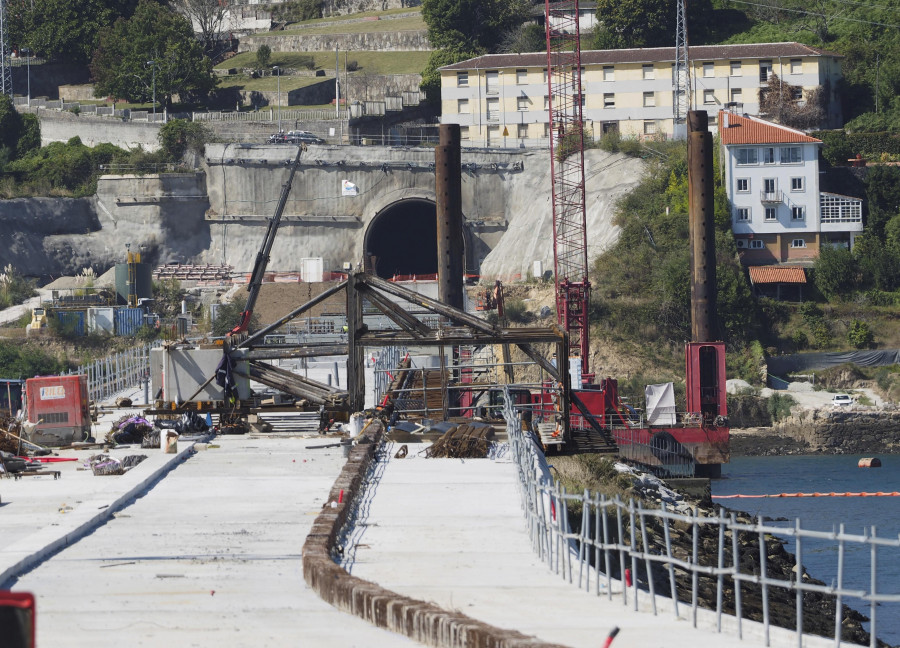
top-left (502, 386), bottom-right (899, 648)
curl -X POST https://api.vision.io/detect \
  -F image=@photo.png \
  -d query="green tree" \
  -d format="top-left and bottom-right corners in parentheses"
top-left (499, 23), bottom-right (546, 54)
top-left (256, 44), bottom-right (272, 71)
top-left (90, 0), bottom-right (218, 109)
top-left (813, 244), bottom-right (857, 299)
top-left (863, 166), bottom-right (900, 240)
top-left (0, 94), bottom-right (25, 166)
top-left (211, 299), bottom-right (259, 336)
top-left (16, 114), bottom-right (41, 160)
top-left (6, 0), bottom-right (139, 65)
top-left (421, 0), bottom-right (528, 52)
top-left (6, 137), bottom-right (128, 196)
top-left (159, 119), bottom-right (213, 160)
top-left (848, 319), bottom-right (874, 349)
top-left (853, 233), bottom-right (900, 291)
top-left (592, 0), bottom-right (713, 49)
top-left (0, 340), bottom-right (65, 378)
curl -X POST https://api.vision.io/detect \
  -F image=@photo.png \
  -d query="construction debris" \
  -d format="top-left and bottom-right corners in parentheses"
top-left (426, 423), bottom-right (495, 459)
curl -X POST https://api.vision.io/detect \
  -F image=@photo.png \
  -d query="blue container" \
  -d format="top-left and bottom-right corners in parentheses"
top-left (57, 310), bottom-right (86, 336)
top-left (115, 307), bottom-right (146, 336)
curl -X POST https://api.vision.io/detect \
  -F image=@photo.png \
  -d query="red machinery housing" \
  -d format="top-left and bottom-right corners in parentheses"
top-left (25, 375), bottom-right (92, 446)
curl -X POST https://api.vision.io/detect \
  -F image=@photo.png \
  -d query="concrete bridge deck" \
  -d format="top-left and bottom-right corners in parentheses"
top-left (1, 411), bottom-right (846, 647)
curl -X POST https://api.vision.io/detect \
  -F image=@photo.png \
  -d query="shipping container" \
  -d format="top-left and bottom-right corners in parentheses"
top-left (87, 307), bottom-right (115, 334)
top-left (56, 310), bottom-right (86, 336)
top-left (115, 306), bottom-right (146, 336)
top-left (0, 378), bottom-right (25, 415)
top-left (25, 375), bottom-right (92, 446)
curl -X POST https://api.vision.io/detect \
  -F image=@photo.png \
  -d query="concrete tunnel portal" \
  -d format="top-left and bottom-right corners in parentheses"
top-left (365, 199), bottom-right (441, 279)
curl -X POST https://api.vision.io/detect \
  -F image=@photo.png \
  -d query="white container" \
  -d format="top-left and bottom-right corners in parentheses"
top-left (349, 413), bottom-right (365, 438)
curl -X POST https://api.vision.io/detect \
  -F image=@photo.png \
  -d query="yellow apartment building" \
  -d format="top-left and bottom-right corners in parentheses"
top-left (438, 43), bottom-right (843, 147)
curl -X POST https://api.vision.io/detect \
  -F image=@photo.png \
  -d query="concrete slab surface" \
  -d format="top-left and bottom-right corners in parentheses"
top-left (344, 442), bottom-right (841, 648)
top-left (4, 435), bottom-right (417, 647)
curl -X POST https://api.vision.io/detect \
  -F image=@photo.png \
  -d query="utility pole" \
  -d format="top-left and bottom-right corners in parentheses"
top-left (0, 0), bottom-right (13, 97)
top-left (335, 46), bottom-right (342, 144)
top-left (273, 65), bottom-right (281, 133)
top-left (146, 60), bottom-right (157, 119)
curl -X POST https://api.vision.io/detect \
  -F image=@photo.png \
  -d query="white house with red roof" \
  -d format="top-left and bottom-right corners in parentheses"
top-left (719, 110), bottom-right (863, 265)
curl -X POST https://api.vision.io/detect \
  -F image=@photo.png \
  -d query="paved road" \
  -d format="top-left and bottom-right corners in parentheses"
top-left (6, 436), bottom-right (416, 648)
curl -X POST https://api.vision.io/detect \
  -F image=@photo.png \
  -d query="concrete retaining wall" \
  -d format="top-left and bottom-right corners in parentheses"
top-left (240, 30), bottom-right (430, 53)
top-left (321, 0), bottom-right (419, 16)
top-left (777, 409), bottom-right (900, 453)
top-left (32, 109), bottom-right (162, 151)
top-left (301, 420), bottom-right (568, 647)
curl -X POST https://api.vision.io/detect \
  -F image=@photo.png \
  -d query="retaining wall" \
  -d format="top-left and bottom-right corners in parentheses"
top-left (239, 30), bottom-right (430, 53)
top-left (301, 420), bottom-right (568, 647)
top-left (776, 409), bottom-right (900, 453)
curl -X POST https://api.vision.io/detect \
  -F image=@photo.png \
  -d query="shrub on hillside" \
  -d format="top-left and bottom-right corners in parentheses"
top-left (766, 392), bottom-right (796, 422)
top-left (847, 319), bottom-right (874, 349)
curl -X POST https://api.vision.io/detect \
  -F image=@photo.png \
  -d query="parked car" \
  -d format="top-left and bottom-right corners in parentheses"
top-left (831, 394), bottom-right (853, 407)
top-left (287, 131), bottom-right (325, 144)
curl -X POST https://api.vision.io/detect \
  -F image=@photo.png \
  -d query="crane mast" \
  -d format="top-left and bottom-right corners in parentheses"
top-left (544, 0), bottom-right (591, 383)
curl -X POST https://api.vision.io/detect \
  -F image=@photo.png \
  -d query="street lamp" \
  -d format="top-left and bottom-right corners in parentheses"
top-left (146, 60), bottom-right (158, 119)
top-left (273, 65), bottom-right (281, 133)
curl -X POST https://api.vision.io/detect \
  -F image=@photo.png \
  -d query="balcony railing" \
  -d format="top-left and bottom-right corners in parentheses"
top-left (760, 190), bottom-right (783, 203)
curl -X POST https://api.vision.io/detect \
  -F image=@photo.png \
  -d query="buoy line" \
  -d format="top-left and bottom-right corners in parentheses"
top-left (713, 492), bottom-right (900, 498)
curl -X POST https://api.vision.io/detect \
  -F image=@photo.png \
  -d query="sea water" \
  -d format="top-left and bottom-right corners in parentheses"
top-left (712, 454), bottom-right (900, 646)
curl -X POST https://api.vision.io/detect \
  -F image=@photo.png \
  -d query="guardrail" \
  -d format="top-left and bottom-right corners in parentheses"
top-left (501, 386), bottom-right (898, 647)
top-left (72, 342), bottom-right (160, 403)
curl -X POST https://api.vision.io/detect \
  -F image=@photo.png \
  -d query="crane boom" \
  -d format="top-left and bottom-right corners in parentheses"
top-left (229, 144), bottom-right (305, 337)
top-left (545, 0), bottom-right (591, 383)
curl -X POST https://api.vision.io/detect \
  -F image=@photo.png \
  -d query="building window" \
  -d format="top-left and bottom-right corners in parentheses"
top-left (643, 91), bottom-right (655, 107)
top-left (603, 65), bottom-right (614, 81)
top-left (730, 61), bottom-right (741, 76)
top-left (543, 68), bottom-right (548, 83)
top-left (708, 113), bottom-right (717, 126)
top-left (487, 125), bottom-right (500, 144)
top-left (486, 97), bottom-right (499, 121)
top-left (736, 207), bottom-right (750, 221)
top-left (575, 92), bottom-right (585, 107)
top-left (780, 146), bottom-right (802, 163)
top-left (821, 194), bottom-right (863, 222)
top-left (702, 61), bottom-right (714, 77)
top-left (602, 121), bottom-right (619, 134)
top-left (763, 178), bottom-right (776, 195)
top-left (792, 206), bottom-right (805, 220)
top-left (543, 95), bottom-right (550, 110)
top-left (643, 64), bottom-right (654, 80)
top-left (516, 68), bottom-right (528, 84)
top-left (749, 239), bottom-right (764, 249)
top-left (643, 120), bottom-right (657, 135)
top-left (460, 126), bottom-right (469, 140)
top-left (543, 123), bottom-right (550, 138)
top-left (730, 88), bottom-right (742, 104)
top-left (791, 87), bottom-right (803, 102)
top-left (736, 148), bottom-right (758, 165)
top-left (737, 178), bottom-right (749, 192)
top-left (762, 147), bottom-right (776, 164)
top-left (603, 93), bottom-right (615, 108)
top-left (791, 239), bottom-right (807, 248)
top-left (765, 207), bottom-right (777, 221)
top-left (517, 123), bottom-right (528, 139)
top-left (486, 70), bottom-right (499, 94)
top-left (457, 71), bottom-right (468, 87)
top-left (517, 96), bottom-right (529, 111)
top-left (457, 98), bottom-right (469, 114)
top-left (791, 177), bottom-right (804, 191)
top-left (790, 58), bottom-right (802, 74)
top-left (759, 60), bottom-right (773, 82)
top-left (703, 89), bottom-right (716, 105)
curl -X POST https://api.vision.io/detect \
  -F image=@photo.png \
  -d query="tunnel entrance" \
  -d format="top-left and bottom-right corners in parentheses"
top-left (365, 199), bottom-right (438, 279)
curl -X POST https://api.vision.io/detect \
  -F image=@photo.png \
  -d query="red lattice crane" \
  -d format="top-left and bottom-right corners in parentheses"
top-left (544, 0), bottom-right (591, 384)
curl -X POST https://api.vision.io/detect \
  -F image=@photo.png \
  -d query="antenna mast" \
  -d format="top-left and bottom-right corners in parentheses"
top-left (674, 0), bottom-right (691, 138)
top-left (0, 0), bottom-right (13, 97)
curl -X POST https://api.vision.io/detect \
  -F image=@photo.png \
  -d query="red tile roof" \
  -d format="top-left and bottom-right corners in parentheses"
top-left (719, 112), bottom-right (822, 145)
top-left (748, 266), bottom-right (807, 284)
top-left (439, 43), bottom-right (841, 71)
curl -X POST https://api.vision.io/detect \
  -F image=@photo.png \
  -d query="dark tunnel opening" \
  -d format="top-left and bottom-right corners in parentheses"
top-left (365, 199), bottom-right (438, 279)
